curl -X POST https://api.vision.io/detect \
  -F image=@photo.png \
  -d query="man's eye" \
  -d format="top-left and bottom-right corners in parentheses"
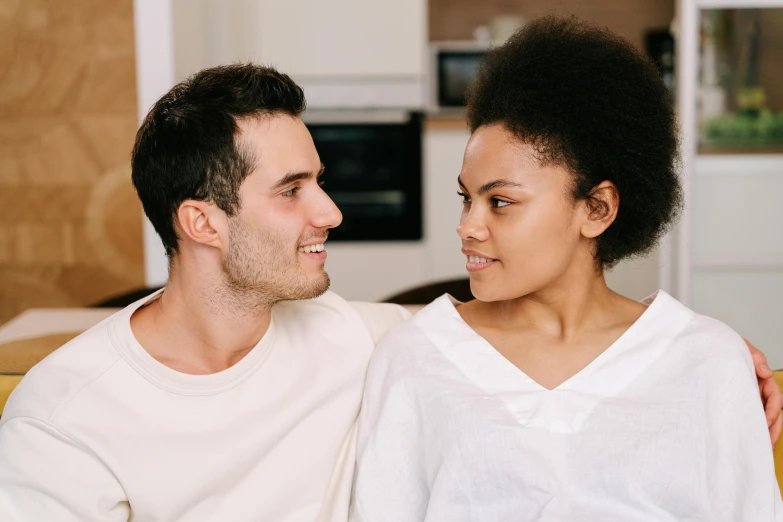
top-left (457, 191), bottom-right (471, 204)
top-left (282, 187), bottom-right (301, 197)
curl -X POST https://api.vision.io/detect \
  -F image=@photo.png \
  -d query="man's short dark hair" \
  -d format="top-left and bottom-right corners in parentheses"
top-left (466, 16), bottom-right (682, 267)
top-left (131, 63), bottom-right (306, 257)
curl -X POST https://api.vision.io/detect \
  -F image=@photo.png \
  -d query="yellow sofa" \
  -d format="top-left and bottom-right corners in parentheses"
top-left (774, 372), bottom-right (783, 492)
top-left (0, 375), bottom-right (22, 414)
top-left (0, 331), bottom-right (81, 414)
top-left (2, 346), bottom-right (783, 496)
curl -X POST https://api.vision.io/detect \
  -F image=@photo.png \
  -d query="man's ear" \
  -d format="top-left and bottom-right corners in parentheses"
top-left (580, 180), bottom-right (619, 239)
top-left (176, 200), bottom-right (226, 250)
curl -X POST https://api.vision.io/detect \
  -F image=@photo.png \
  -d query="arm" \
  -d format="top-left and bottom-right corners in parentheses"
top-left (0, 417), bottom-right (128, 521)
top-left (746, 339), bottom-right (783, 446)
top-left (349, 344), bottom-right (429, 522)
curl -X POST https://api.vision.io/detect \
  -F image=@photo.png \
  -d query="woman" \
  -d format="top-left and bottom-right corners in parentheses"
top-left (350, 17), bottom-right (783, 521)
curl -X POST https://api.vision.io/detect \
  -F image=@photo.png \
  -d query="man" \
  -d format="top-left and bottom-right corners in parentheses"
top-left (0, 64), bottom-right (780, 521)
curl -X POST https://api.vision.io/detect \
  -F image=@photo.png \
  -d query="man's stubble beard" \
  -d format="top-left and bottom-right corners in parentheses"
top-left (220, 217), bottom-right (330, 311)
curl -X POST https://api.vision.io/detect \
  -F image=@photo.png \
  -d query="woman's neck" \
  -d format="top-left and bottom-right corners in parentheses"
top-left (468, 268), bottom-right (642, 341)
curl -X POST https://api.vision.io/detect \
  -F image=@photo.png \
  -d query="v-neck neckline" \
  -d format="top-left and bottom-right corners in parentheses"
top-left (414, 291), bottom-right (694, 432)
top-left (455, 295), bottom-right (657, 392)
top-left (419, 290), bottom-right (690, 396)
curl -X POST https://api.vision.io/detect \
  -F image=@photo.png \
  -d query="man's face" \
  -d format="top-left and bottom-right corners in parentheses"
top-left (222, 115), bottom-right (342, 304)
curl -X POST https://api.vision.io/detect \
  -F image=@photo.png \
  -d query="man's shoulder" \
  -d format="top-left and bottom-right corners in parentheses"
top-left (273, 291), bottom-right (413, 345)
top-left (347, 301), bottom-right (413, 344)
top-left (1, 315), bottom-right (122, 426)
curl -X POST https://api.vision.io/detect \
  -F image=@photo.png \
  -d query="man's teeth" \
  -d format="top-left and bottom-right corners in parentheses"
top-left (468, 255), bottom-right (492, 264)
top-left (299, 243), bottom-right (325, 253)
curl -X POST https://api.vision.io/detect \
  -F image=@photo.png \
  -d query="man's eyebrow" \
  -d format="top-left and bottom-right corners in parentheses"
top-left (457, 175), bottom-right (523, 196)
top-left (270, 164), bottom-right (325, 190)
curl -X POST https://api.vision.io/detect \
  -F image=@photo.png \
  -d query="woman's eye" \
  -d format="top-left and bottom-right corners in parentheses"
top-left (492, 199), bottom-right (511, 208)
top-left (457, 191), bottom-right (471, 204)
top-left (282, 186), bottom-right (301, 197)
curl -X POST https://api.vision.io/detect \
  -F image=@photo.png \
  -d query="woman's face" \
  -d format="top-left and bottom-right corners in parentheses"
top-left (456, 123), bottom-right (597, 302)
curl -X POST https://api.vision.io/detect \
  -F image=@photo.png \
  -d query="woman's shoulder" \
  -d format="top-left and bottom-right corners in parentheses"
top-left (693, 316), bottom-right (750, 359)
top-left (368, 294), bottom-right (456, 378)
top-left (666, 297), bottom-right (754, 375)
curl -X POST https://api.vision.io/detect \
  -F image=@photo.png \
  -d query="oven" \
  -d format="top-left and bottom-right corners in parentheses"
top-left (303, 110), bottom-right (423, 241)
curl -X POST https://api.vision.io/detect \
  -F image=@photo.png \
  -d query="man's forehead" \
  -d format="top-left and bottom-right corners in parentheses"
top-left (235, 113), bottom-right (302, 142)
top-left (235, 114), bottom-right (320, 174)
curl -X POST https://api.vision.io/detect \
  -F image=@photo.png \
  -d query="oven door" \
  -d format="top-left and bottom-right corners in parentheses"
top-left (303, 110), bottom-right (423, 241)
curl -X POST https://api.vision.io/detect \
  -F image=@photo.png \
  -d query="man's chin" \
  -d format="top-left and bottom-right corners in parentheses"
top-left (280, 272), bottom-right (331, 302)
top-left (306, 273), bottom-right (331, 299)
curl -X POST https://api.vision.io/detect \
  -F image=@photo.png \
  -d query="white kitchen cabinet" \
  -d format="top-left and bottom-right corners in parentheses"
top-left (171, 0), bottom-right (427, 107)
top-left (253, 0), bottom-right (426, 79)
top-left (172, 0), bottom-right (254, 80)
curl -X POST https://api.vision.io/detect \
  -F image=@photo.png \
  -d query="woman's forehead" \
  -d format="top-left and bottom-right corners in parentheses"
top-left (461, 127), bottom-right (548, 184)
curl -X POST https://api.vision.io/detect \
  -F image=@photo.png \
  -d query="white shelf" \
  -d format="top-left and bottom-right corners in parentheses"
top-left (676, 0), bottom-right (783, 366)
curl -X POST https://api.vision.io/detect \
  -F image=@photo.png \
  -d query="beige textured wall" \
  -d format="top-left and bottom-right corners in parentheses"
top-left (0, 0), bottom-right (143, 323)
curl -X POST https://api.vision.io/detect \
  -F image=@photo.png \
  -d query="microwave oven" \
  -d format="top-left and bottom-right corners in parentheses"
top-left (429, 41), bottom-right (491, 112)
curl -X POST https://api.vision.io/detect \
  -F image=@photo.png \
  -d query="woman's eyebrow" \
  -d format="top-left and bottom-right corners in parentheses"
top-left (457, 175), bottom-right (523, 196)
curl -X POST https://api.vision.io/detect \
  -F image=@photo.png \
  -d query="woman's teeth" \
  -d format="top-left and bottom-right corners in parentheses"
top-left (299, 243), bottom-right (325, 253)
top-left (468, 256), bottom-right (492, 264)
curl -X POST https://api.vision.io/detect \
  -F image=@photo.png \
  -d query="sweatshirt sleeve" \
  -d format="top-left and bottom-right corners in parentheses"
top-left (349, 330), bottom-right (429, 522)
top-left (0, 416), bottom-right (129, 521)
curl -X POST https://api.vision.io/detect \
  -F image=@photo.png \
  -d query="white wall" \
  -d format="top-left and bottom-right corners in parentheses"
top-left (134, 0), bottom-right (175, 286)
top-left (605, 250), bottom-right (661, 302)
top-left (172, 0), bottom-right (258, 81)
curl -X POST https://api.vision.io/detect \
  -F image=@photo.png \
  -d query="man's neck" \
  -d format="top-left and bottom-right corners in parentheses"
top-left (129, 267), bottom-right (273, 375)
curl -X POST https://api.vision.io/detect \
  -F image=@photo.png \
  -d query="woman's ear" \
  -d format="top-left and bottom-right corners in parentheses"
top-left (580, 180), bottom-right (619, 239)
top-left (176, 200), bottom-right (227, 251)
